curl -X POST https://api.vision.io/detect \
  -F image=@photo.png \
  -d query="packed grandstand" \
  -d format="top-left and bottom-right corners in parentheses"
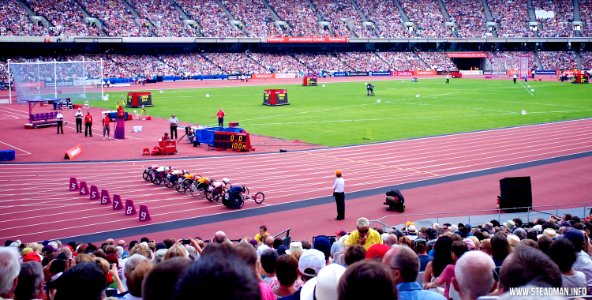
top-left (0, 0), bottom-right (590, 84)
top-left (1, 0), bottom-right (592, 299)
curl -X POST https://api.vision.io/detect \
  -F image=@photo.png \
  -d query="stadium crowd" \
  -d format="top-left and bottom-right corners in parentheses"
top-left (1, 212), bottom-right (592, 300)
top-left (0, 0), bottom-right (589, 39)
top-left (399, 0), bottom-right (453, 38)
top-left (532, 0), bottom-right (575, 38)
top-left (487, 0), bottom-right (534, 38)
top-left (444, 0), bottom-right (488, 38)
top-left (3, 50), bottom-right (589, 83)
top-left (356, 0), bottom-right (413, 38)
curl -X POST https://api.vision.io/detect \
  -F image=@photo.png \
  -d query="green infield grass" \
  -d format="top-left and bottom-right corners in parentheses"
top-left (93, 78), bottom-right (592, 147)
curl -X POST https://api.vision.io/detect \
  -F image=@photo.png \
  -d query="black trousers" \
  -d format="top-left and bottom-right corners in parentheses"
top-left (170, 125), bottom-right (178, 139)
top-left (85, 123), bottom-right (92, 137)
top-left (218, 118), bottom-right (224, 127)
top-left (76, 119), bottom-right (82, 133)
top-left (56, 120), bottom-right (63, 134)
top-left (334, 192), bottom-right (345, 219)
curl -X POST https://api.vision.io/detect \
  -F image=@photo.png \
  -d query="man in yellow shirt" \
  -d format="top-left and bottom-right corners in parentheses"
top-left (344, 217), bottom-right (383, 250)
top-left (254, 225), bottom-right (270, 244)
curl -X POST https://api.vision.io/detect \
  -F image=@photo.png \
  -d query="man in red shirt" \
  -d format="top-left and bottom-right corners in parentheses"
top-left (102, 113), bottom-right (111, 140)
top-left (215, 107), bottom-right (225, 127)
top-left (84, 111), bottom-right (93, 137)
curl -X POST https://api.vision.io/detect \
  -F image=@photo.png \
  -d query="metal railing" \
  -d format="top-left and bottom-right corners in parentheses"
top-left (370, 202), bottom-right (592, 232)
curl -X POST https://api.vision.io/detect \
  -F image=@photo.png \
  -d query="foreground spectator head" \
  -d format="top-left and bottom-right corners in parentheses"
top-left (301, 263), bottom-right (346, 300)
top-left (174, 251), bottom-right (260, 299)
top-left (259, 249), bottom-right (278, 275)
top-left (453, 250), bottom-right (497, 300)
top-left (143, 257), bottom-right (192, 300)
top-left (299, 249), bottom-right (326, 281)
top-left (548, 238), bottom-right (577, 273)
top-left (53, 262), bottom-right (106, 300)
top-left (365, 244), bottom-right (389, 261)
top-left (343, 244), bottom-right (366, 267)
top-left (499, 245), bottom-right (562, 290)
top-left (562, 229), bottom-right (585, 252)
top-left (15, 261), bottom-right (45, 300)
top-left (0, 247), bottom-right (20, 299)
top-left (125, 260), bottom-right (153, 298)
top-left (337, 260), bottom-right (397, 300)
top-left (275, 254), bottom-right (299, 288)
top-left (383, 245), bottom-right (418, 284)
top-left (313, 236), bottom-right (332, 261)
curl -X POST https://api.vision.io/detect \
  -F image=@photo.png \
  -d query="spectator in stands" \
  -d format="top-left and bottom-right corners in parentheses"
top-left (51, 262), bottom-right (107, 300)
top-left (423, 236), bottom-right (453, 284)
top-left (255, 225), bottom-right (270, 244)
top-left (548, 238), bottom-right (587, 289)
top-left (260, 249), bottom-right (279, 290)
top-left (300, 263), bottom-right (346, 300)
top-left (453, 250), bottom-right (497, 300)
top-left (0, 247), bottom-right (20, 300)
top-left (84, 111), bottom-right (93, 137)
top-left (279, 249), bottom-right (325, 300)
top-left (383, 245), bottom-right (445, 300)
top-left (337, 260), bottom-right (397, 300)
top-left (273, 254), bottom-right (299, 297)
top-left (413, 238), bottom-right (432, 272)
top-left (174, 251), bottom-right (261, 299)
top-left (424, 240), bottom-right (468, 298)
top-left (344, 217), bottom-right (382, 250)
top-left (491, 233), bottom-right (511, 267)
top-left (15, 261), bottom-right (45, 300)
top-left (142, 257), bottom-right (192, 300)
top-left (499, 245), bottom-right (561, 291)
top-left (563, 228), bottom-right (592, 293)
top-left (234, 242), bottom-right (276, 299)
top-left (343, 245), bottom-right (366, 267)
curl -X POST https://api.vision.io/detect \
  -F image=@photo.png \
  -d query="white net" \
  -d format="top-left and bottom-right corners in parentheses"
top-left (8, 59), bottom-right (103, 103)
top-left (518, 56), bottom-right (529, 78)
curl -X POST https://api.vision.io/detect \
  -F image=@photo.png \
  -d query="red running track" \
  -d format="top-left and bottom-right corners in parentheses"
top-left (1, 118), bottom-right (591, 242)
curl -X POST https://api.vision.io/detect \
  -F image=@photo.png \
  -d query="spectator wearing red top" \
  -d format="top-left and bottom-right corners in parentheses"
top-left (84, 111), bottom-right (93, 137)
top-left (102, 113), bottom-right (111, 140)
top-left (216, 107), bottom-right (225, 127)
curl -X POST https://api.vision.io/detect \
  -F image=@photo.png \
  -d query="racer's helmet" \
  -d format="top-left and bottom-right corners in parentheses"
top-left (222, 178), bottom-right (230, 184)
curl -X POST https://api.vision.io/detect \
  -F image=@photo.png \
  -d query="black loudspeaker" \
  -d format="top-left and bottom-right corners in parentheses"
top-left (498, 177), bottom-right (532, 212)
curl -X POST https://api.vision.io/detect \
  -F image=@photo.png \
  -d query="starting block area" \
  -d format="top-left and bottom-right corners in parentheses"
top-left (69, 177), bottom-right (151, 222)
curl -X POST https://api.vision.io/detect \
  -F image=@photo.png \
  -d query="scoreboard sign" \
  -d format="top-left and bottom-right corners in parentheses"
top-left (263, 89), bottom-right (289, 106)
top-left (213, 131), bottom-right (252, 151)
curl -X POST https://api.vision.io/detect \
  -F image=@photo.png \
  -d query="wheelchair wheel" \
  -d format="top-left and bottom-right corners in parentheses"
top-left (189, 183), bottom-right (198, 197)
top-left (165, 179), bottom-right (175, 189)
top-left (211, 188), bottom-right (223, 204)
top-left (154, 177), bottom-right (162, 186)
top-left (253, 192), bottom-right (265, 204)
top-left (238, 198), bottom-right (244, 208)
top-left (175, 182), bottom-right (184, 193)
top-left (143, 170), bottom-right (150, 181)
top-left (206, 189), bottom-right (213, 201)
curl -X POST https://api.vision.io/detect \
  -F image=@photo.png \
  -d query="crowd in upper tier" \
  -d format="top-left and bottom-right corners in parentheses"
top-left (0, 0), bottom-right (586, 38)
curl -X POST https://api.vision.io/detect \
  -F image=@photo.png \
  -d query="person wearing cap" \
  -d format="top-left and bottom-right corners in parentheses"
top-left (279, 249), bottom-right (326, 300)
top-left (300, 263), bottom-right (346, 300)
top-left (332, 170), bottom-right (345, 220)
top-left (344, 217), bottom-right (383, 250)
top-left (383, 245), bottom-right (445, 300)
top-left (564, 228), bottom-right (592, 293)
top-left (168, 113), bottom-right (179, 140)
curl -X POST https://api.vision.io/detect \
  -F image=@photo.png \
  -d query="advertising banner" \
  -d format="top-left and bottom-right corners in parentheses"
top-left (459, 70), bottom-right (483, 75)
top-left (446, 52), bottom-right (487, 58)
top-left (369, 71), bottom-right (391, 76)
top-left (534, 70), bottom-right (557, 75)
top-left (332, 72), bottom-right (347, 77)
top-left (45, 79), bottom-right (74, 87)
top-left (348, 71), bottom-right (369, 76)
top-left (413, 70), bottom-right (437, 76)
top-left (392, 71), bottom-right (413, 76)
top-left (274, 73), bottom-right (297, 79)
top-left (251, 74), bottom-right (275, 79)
top-left (266, 37), bottom-right (348, 43)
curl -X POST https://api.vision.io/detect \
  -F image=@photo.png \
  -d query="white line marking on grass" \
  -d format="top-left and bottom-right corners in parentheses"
top-left (519, 81), bottom-right (534, 96)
